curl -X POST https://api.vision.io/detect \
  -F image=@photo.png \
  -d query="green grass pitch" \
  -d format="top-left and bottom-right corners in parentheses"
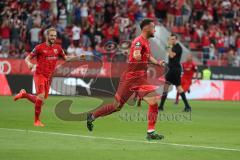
top-left (0, 96), bottom-right (240, 160)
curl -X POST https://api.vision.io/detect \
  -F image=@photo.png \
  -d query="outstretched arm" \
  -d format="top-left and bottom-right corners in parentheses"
top-left (149, 56), bottom-right (165, 66)
top-left (25, 54), bottom-right (34, 70)
top-left (63, 54), bottom-right (86, 62)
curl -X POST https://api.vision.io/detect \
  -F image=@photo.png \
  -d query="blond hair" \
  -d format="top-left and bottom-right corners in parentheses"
top-left (46, 27), bottom-right (57, 35)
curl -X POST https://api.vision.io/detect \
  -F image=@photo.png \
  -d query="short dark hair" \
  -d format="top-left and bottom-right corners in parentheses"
top-left (140, 18), bottom-right (154, 30)
top-left (170, 33), bottom-right (177, 39)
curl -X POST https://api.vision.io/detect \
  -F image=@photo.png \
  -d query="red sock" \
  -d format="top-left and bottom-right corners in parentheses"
top-left (93, 104), bottom-right (117, 119)
top-left (176, 92), bottom-right (180, 103)
top-left (23, 93), bottom-right (37, 103)
top-left (147, 104), bottom-right (158, 132)
top-left (35, 99), bottom-right (43, 122)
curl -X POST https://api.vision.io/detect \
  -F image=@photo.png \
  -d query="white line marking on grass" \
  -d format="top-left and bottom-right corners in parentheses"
top-left (0, 127), bottom-right (240, 152)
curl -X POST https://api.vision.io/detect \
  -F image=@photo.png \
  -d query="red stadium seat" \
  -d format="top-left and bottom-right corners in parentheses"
top-left (178, 26), bottom-right (185, 34)
top-left (171, 26), bottom-right (186, 34)
top-left (189, 42), bottom-right (197, 50)
top-left (207, 60), bottom-right (228, 66)
top-left (171, 26), bottom-right (179, 33)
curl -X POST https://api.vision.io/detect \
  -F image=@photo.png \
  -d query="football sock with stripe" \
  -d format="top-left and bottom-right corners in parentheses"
top-left (147, 103), bottom-right (158, 132)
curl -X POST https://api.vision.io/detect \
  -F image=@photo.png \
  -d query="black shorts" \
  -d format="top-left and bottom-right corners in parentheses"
top-left (165, 68), bottom-right (181, 86)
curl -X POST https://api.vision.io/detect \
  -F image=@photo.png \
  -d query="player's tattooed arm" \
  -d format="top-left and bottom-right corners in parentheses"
top-left (133, 50), bottom-right (141, 61)
top-left (64, 54), bottom-right (86, 62)
top-left (60, 47), bottom-right (86, 62)
top-left (149, 56), bottom-right (165, 66)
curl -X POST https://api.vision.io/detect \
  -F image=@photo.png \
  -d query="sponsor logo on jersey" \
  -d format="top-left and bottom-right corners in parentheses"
top-left (54, 49), bottom-right (58, 54)
top-left (46, 56), bottom-right (58, 60)
top-left (135, 42), bottom-right (141, 48)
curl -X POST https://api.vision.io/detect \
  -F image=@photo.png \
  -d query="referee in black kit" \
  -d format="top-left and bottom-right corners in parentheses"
top-left (159, 34), bottom-right (192, 112)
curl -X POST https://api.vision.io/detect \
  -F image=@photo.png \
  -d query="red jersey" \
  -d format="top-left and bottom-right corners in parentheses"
top-left (202, 35), bottom-right (210, 47)
top-left (116, 35), bottom-right (152, 104)
top-left (30, 42), bottom-right (65, 78)
top-left (126, 35), bottom-right (151, 79)
top-left (216, 36), bottom-right (224, 48)
top-left (182, 61), bottom-right (197, 80)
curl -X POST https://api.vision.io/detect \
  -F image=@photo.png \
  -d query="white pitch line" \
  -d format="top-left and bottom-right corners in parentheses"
top-left (0, 127), bottom-right (240, 152)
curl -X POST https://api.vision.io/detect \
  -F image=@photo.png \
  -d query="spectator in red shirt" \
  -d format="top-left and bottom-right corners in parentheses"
top-left (105, 25), bottom-right (114, 40)
top-left (0, 21), bottom-right (10, 54)
top-left (113, 21), bottom-right (120, 43)
top-left (147, 4), bottom-right (156, 20)
top-left (40, 0), bottom-right (51, 19)
top-left (174, 4), bottom-right (183, 26)
top-left (202, 33), bottom-right (211, 64)
top-left (190, 25), bottom-right (200, 42)
top-left (216, 32), bottom-right (225, 58)
top-left (88, 10), bottom-right (95, 26)
top-left (155, 0), bottom-right (167, 21)
top-left (193, 0), bottom-right (205, 20)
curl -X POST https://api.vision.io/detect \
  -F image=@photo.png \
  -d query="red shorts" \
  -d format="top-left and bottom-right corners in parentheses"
top-left (34, 74), bottom-right (51, 99)
top-left (115, 77), bottom-right (156, 106)
top-left (181, 77), bottom-right (192, 92)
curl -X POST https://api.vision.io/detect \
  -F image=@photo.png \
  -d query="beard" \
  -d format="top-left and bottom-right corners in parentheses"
top-left (148, 33), bottom-right (155, 38)
top-left (48, 39), bottom-right (55, 45)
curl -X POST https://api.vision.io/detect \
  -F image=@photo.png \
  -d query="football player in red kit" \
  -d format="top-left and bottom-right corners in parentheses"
top-left (175, 54), bottom-right (197, 104)
top-left (14, 27), bottom-right (85, 127)
top-left (86, 19), bottom-right (165, 140)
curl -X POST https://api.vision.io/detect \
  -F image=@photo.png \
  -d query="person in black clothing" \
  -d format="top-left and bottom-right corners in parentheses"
top-left (159, 34), bottom-right (192, 112)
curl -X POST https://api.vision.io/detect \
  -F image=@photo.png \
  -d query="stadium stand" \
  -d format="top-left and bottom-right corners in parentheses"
top-left (0, 0), bottom-right (239, 66)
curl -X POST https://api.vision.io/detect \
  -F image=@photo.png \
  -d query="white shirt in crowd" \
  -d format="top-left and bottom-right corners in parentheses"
top-left (222, 0), bottom-right (231, 9)
top-left (196, 26), bottom-right (204, 39)
top-left (51, 0), bottom-right (58, 17)
top-left (67, 45), bottom-right (76, 55)
top-left (202, 13), bottom-right (213, 21)
top-left (83, 50), bottom-right (93, 56)
top-left (72, 25), bottom-right (81, 40)
top-left (81, 4), bottom-right (88, 17)
top-left (75, 47), bottom-right (83, 56)
top-left (29, 27), bottom-right (41, 42)
top-left (209, 44), bottom-right (216, 59)
top-left (134, 0), bottom-right (142, 5)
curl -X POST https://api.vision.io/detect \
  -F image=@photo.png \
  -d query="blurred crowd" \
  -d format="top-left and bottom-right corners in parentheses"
top-left (155, 0), bottom-right (240, 66)
top-left (0, 0), bottom-right (148, 61)
top-left (0, 0), bottom-right (239, 66)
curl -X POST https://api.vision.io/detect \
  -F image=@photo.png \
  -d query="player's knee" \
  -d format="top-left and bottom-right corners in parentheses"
top-left (150, 99), bottom-right (158, 106)
top-left (114, 103), bottom-right (123, 112)
top-left (37, 94), bottom-right (45, 101)
top-left (146, 97), bottom-right (158, 106)
top-left (111, 100), bottom-right (122, 112)
top-left (177, 86), bottom-right (184, 93)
